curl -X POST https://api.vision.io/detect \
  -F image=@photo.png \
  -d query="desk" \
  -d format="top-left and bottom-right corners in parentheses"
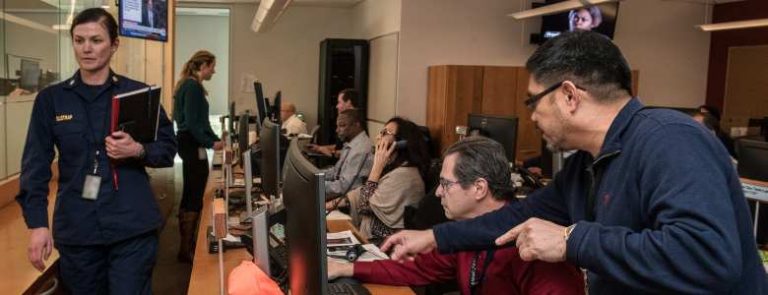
top-left (188, 168), bottom-right (414, 295)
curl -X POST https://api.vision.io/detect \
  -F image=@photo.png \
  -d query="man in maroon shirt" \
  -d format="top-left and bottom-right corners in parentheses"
top-left (328, 137), bottom-right (584, 295)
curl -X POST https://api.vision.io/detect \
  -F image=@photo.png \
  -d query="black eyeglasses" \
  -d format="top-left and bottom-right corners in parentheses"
top-left (524, 81), bottom-right (586, 110)
top-left (438, 177), bottom-right (461, 191)
top-left (524, 82), bottom-right (563, 110)
top-left (379, 128), bottom-right (395, 136)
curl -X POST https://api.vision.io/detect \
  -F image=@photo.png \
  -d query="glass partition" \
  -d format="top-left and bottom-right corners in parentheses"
top-left (0, 1), bottom-right (104, 180)
top-left (0, 0), bottom-right (163, 181)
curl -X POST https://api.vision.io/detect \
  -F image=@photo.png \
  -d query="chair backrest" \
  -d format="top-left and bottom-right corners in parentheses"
top-left (404, 159), bottom-right (449, 230)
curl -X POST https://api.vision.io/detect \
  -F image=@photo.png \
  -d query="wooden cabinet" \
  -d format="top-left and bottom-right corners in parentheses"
top-left (427, 65), bottom-right (541, 162)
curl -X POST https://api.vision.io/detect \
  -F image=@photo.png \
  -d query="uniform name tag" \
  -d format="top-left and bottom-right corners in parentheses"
top-left (82, 174), bottom-right (101, 200)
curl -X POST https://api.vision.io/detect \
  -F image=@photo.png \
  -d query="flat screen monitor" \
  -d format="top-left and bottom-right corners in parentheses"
top-left (254, 81), bottom-right (267, 131)
top-left (467, 114), bottom-right (518, 163)
top-left (238, 110), bottom-right (250, 162)
top-left (261, 119), bottom-right (281, 198)
top-left (533, 1), bottom-right (620, 44)
top-left (119, 0), bottom-right (169, 41)
top-left (228, 102), bottom-right (236, 140)
top-left (737, 139), bottom-right (768, 181)
top-left (272, 91), bottom-right (282, 124)
top-left (282, 138), bottom-right (327, 295)
top-left (20, 59), bottom-right (40, 91)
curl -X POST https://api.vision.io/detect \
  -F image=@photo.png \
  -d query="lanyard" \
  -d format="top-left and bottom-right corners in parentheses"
top-left (469, 249), bottom-right (495, 295)
top-left (77, 84), bottom-right (115, 175)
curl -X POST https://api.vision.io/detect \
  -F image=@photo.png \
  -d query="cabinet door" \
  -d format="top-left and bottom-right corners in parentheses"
top-left (427, 65), bottom-right (484, 153)
top-left (480, 67), bottom-right (541, 162)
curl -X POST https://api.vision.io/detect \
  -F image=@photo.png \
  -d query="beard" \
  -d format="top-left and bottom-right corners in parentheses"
top-left (540, 107), bottom-right (572, 153)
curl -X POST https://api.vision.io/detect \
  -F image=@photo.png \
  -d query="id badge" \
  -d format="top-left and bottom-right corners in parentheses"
top-left (82, 174), bottom-right (102, 200)
top-left (198, 147), bottom-right (207, 160)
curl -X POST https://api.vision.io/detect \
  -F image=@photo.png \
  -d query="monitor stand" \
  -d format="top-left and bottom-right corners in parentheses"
top-left (251, 206), bottom-right (270, 275)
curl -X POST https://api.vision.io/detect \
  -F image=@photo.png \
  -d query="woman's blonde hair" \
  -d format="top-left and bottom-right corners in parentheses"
top-left (175, 50), bottom-right (215, 95)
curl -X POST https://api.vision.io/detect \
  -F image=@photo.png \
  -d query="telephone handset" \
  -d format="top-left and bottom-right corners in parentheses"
top-left (394, 139), bottom-right (408, 150)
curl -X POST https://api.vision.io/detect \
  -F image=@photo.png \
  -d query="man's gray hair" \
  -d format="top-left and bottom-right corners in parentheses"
top-left (443, 136), bottom-right (513, 200)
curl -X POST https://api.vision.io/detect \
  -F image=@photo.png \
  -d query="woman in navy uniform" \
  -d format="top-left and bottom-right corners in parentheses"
top-left (15, 8), bottom-right (176, 294)
top-left (173, 50), bottom-right (223, 262)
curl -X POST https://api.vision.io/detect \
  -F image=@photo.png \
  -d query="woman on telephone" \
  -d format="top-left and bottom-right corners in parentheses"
top-left (328, 117), bottom-right (430, 242)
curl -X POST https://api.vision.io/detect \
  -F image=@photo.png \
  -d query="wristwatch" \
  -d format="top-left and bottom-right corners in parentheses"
top-left (136, 144), bottom-right (147, 159)
top-left (564, 224), bottom-right (577, 242)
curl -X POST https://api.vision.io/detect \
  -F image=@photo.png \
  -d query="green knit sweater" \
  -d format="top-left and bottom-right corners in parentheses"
top-left (173, 78), bottom-right (219, 148)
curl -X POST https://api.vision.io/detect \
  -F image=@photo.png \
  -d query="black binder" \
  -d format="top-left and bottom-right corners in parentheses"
top-left (111, 86), bottom-right (162, 143)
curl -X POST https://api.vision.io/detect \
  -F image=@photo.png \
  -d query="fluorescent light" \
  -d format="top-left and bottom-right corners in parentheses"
top-left (698, 18), bottom-right (768, 31)
top-left (0, 13), bottom-right (57, 35)
top-left (508, 0), bottom-right (622, 20)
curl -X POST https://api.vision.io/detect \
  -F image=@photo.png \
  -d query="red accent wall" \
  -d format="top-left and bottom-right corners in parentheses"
top-left (706, 0), bottom-right (768, 110)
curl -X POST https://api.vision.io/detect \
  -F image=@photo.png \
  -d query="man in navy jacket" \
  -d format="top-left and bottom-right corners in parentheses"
top-left (382, 31), bottom-right (767, 294)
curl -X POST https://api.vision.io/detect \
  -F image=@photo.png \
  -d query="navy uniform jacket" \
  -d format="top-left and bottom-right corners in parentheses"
top-left (433, 98), bottom-right (767, 294)
top-left (16, 71), bottom-right (177, 245)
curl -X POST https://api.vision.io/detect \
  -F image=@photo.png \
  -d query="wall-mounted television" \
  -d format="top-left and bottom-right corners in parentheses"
top-left (531, 1), bottom-right (620, 44)
top-left (118, 0), bottom-right (168, 41)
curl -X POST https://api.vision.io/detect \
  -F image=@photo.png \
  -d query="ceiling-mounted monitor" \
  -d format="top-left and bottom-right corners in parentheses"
top-left (531, 1), bottom-right (620, 44)
top-left (119, 0), bottom-right (169, 42)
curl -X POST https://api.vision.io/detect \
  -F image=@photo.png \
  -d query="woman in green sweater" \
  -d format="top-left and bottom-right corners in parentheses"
top-left (173, 50), bottom-right (223, 262)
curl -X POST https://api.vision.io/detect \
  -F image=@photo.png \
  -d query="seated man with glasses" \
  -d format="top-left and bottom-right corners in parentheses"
top-left (328, 137), bottom-right (584, 294)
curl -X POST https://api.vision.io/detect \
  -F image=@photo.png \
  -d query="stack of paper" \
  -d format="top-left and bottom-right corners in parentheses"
top-left (326, 231), bottom-right (388, 262)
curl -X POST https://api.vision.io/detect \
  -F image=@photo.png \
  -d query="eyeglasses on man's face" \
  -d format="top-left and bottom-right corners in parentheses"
top-left (524, 81), bottom-right (585, 110)
top-left (438, 177), bottom-right (461, 191)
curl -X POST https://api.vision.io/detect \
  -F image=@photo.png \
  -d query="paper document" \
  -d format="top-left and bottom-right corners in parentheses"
top-left (327, 243), bottom-right (389, 262)
top-left (327, 230), bottom-right (360, 247)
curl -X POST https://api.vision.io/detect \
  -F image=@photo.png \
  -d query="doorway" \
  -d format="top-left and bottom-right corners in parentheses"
top-left (174, 7), bottom-right (230, 116)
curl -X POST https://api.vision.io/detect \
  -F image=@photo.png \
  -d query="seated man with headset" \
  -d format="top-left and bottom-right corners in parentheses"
top-left (323, 109), bottom-right (373, 200)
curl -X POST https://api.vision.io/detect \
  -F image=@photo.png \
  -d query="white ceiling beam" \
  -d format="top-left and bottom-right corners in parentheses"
top-left (698, 18), bottom-right (768, 31)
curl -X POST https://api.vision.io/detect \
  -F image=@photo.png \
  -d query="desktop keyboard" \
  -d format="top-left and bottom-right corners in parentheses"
top-left (327, 282), bottom-right (371, 295)
top-left (269, 244), bottom-right (289, 278)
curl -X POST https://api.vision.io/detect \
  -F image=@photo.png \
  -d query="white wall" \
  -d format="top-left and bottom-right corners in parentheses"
top-left (398, 0), bottom-right (536, 124)
top-left (350, 0), bottom-right (401, 129)
top-left (175, 13), bottom-right (230, 115)
top-left (229, 4), bottom-right (355, 128)
top-left (613, 0), bottom-right (710, 108)
top-left (397, 0), bottom-right (711, 124)
top-left (351, 0), bottom-right (401, 39)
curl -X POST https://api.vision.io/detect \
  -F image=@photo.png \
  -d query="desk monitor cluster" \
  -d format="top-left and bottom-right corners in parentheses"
top-left (215, 102), bottom-right (371, 294)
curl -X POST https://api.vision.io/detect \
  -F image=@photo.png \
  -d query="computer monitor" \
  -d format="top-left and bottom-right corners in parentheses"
top-left (20, 59), bottom-right (40, 91)
top-left (261, 119), bottom-right (281, 198)
top-left (228, 101), bottom-right (236, 141)
top-left (238, 110), bottom-right (251, 164)
top-left (282, 138), bottom-right (327, 295)
top-left (737, 139), bottom-right (768, 181)
top-left (272, 91), bottom-right (282, 124)
top-left (467, 114), bottom-right (518, 163)
top-left (254, 81), bottom-right (268, 130)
